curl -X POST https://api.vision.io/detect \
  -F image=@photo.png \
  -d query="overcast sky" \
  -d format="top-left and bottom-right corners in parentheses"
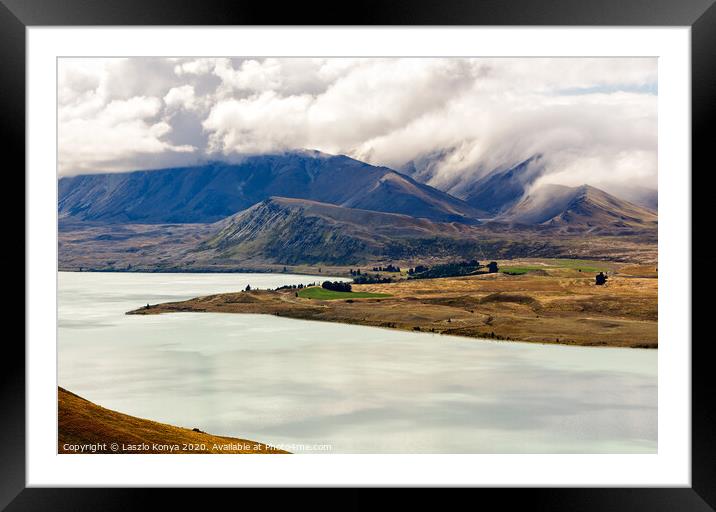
top-left (58, 57), bottom-right (657, 193)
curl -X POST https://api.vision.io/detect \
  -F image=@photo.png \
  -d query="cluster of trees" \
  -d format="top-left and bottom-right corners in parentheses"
top-left (372, 264), bottom-right (401, 272)
top-left (595, 272), bottom-right (608, 285)
top-left (353, 274), bottom-right (393, 284)
top-left (322, 281), bottom-right (352, 292)
top-left (410, 262), bottom-right (477, 279)
top-left (245, 282), bottom-right (324, 292)
top-left (408, 260), bottom-right (482, 276)
top-left (274, 283), bottom-right (308, 291)
top-left (408, 260), bottom-right (480, 279)
top-left (349, 269), bottom-right (362, 276)
top-left (408, 260), bottom-right (499, 279)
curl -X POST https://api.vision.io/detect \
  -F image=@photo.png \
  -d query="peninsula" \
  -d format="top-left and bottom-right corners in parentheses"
top-left (128, 259), bottom-right (657, 348)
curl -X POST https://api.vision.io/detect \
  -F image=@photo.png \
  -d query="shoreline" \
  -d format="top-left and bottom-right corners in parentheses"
top-left (139, 308), bottom-right (658, 351)
top-left (127, 270), bottom-right (658, 349)
top-left (58, 267), bottom-right (345, 277)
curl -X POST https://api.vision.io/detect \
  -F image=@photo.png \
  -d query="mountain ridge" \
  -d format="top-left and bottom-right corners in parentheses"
top-left (200, 196), bottom-right (484, 265)
top-left (499, 183), bottom-right (657, 234)
top-left (58, 151), bottom-right (485, 225)
top-left (460, 156), bottom-right (544, 215)
top-left (193, 194), bottom-right (656, 266)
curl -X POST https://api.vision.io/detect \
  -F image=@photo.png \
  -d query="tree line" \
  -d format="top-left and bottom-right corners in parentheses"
top-left (322, 281), bottom-right (353, 292)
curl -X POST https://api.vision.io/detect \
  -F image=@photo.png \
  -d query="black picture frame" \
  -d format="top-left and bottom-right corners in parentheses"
top-left (3, 0), bottom-right (712, 508)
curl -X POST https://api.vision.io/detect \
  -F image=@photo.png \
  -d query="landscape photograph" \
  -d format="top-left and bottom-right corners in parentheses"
top-left (58, 57), bottom-right (657, 454)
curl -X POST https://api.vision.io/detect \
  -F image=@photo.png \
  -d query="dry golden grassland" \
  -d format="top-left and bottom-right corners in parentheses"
top-left (58, 387), bottom-right (288, 454)
top-left (129, 259), bottom-right (657, 348)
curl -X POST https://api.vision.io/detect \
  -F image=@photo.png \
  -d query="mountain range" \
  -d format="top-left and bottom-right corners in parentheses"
top-left (59, 151), bottom-right (484, 225)
top-left (58, 150), bottom-right (657, 268)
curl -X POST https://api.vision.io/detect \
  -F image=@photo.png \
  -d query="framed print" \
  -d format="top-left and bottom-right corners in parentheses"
top-left (4, 0), bottom-right (714, 508)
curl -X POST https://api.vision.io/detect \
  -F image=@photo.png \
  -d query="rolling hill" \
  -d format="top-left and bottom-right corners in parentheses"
top-left (196, 193), bottom-right (656, 266)
top-left (199, 196), bottom-right (485, 264)
top-left (58, 151), bottom-right (484, 225)
top-left (498, 184), bottom-right (658, 234)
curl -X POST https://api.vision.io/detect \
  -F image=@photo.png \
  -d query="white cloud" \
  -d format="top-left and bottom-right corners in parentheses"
top-left (164, 85), bottom-right (198, 112)
top-left (204, 92), bottom-right (313, 153)
top-left (173, 58), bottom-right (220, 76)
top-left (59, 94), bottom-right (195, 174)
top-left (214, 58), bottom-right (284, 93)
top-left (58, 57), bottom-right (657, 196)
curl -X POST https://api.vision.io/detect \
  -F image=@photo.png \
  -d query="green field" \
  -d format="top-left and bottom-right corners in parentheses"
top-left (500, 265), bottom-right (544, 275)
top-left (501, 259), bottom-right (610, 275)
top-left (298, 287), bottom-right (392, 300)
top-left (546, 258), bottom-right (610, 272)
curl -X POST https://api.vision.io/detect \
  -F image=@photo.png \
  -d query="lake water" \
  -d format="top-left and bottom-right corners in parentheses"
top-left (58, 272), bottom-right (657, 453)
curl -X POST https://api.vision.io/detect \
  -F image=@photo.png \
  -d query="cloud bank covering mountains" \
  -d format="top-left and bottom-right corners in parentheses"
top-left (59, 151), bottom-right (657, 234)
top-left (59, 57), bottom-right (657, 205)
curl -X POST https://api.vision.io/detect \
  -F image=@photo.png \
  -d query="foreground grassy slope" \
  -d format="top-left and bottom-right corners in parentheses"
top-left (58, 387), bottom-right (287, 454)
top-left (129, 261), bottom-right (657, 348)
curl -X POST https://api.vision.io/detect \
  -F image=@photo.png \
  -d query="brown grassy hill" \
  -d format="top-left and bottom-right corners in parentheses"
top-left (58, 387), bottom-right (287, 454)
top-left (194, 195), bottom-right (657, 266)
top-left (199, 196), bottom-right (487, 265)
top-left (500, 184), bottom-right (657, 234)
